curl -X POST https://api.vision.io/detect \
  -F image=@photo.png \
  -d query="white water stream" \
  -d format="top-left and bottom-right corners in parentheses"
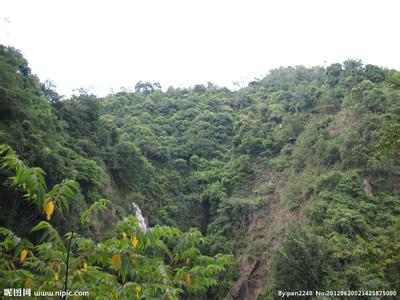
top-left (131, 202), bottom-right (147, 231)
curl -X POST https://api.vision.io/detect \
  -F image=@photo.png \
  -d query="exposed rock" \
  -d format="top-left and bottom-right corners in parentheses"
top-left (363, 179), bottom-right (373, 196)
top-left (229, 260), bottom-right (258, 300)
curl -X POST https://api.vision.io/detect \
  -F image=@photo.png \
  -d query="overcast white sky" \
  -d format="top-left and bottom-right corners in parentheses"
top-left (1, 0), bottom-right (399, 96)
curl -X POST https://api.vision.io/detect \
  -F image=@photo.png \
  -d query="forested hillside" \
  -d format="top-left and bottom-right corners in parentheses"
top-left (0, 45), bottom-right (399, 299)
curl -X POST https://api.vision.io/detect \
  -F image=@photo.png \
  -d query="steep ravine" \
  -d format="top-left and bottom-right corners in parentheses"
top-left (229, 172), bottom-right (315, 299)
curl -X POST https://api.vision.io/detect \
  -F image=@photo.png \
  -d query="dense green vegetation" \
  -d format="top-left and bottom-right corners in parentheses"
top-left (0, 144), bottom-right (234, 299)
top-left (0, 45), bottom-right (399, 299)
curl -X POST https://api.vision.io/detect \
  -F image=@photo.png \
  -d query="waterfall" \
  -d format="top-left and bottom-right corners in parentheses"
top-left (131, 202), bottom-right (147, 231)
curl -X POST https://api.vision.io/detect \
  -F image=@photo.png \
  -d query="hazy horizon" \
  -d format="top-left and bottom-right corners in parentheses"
top-left (1, 0), bottom-right (400, 96)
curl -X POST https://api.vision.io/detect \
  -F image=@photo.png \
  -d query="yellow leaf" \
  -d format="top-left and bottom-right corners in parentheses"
top-left (44, 201), bottom-right (55, 220)
top-left (24, 278), bottom-right (32, 288)
top-left (54, 272), bottom-right (59, 281)
top-left (112, 254), bottom-right (121, 270)
top-left (57, 261), bottom-right (62, 273)
top-left (135, 286), bottom-right (141, 298)
top-left (83, 262), bottom-right (88, 272)
top-left (130, 236), bottom-right (139, 248)
top-left (185, 274), bottom-right (192, 287)
top-left (20, 249), bottom-right (28, 263)
top-left (122, 232), bottom-right (127, 240)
